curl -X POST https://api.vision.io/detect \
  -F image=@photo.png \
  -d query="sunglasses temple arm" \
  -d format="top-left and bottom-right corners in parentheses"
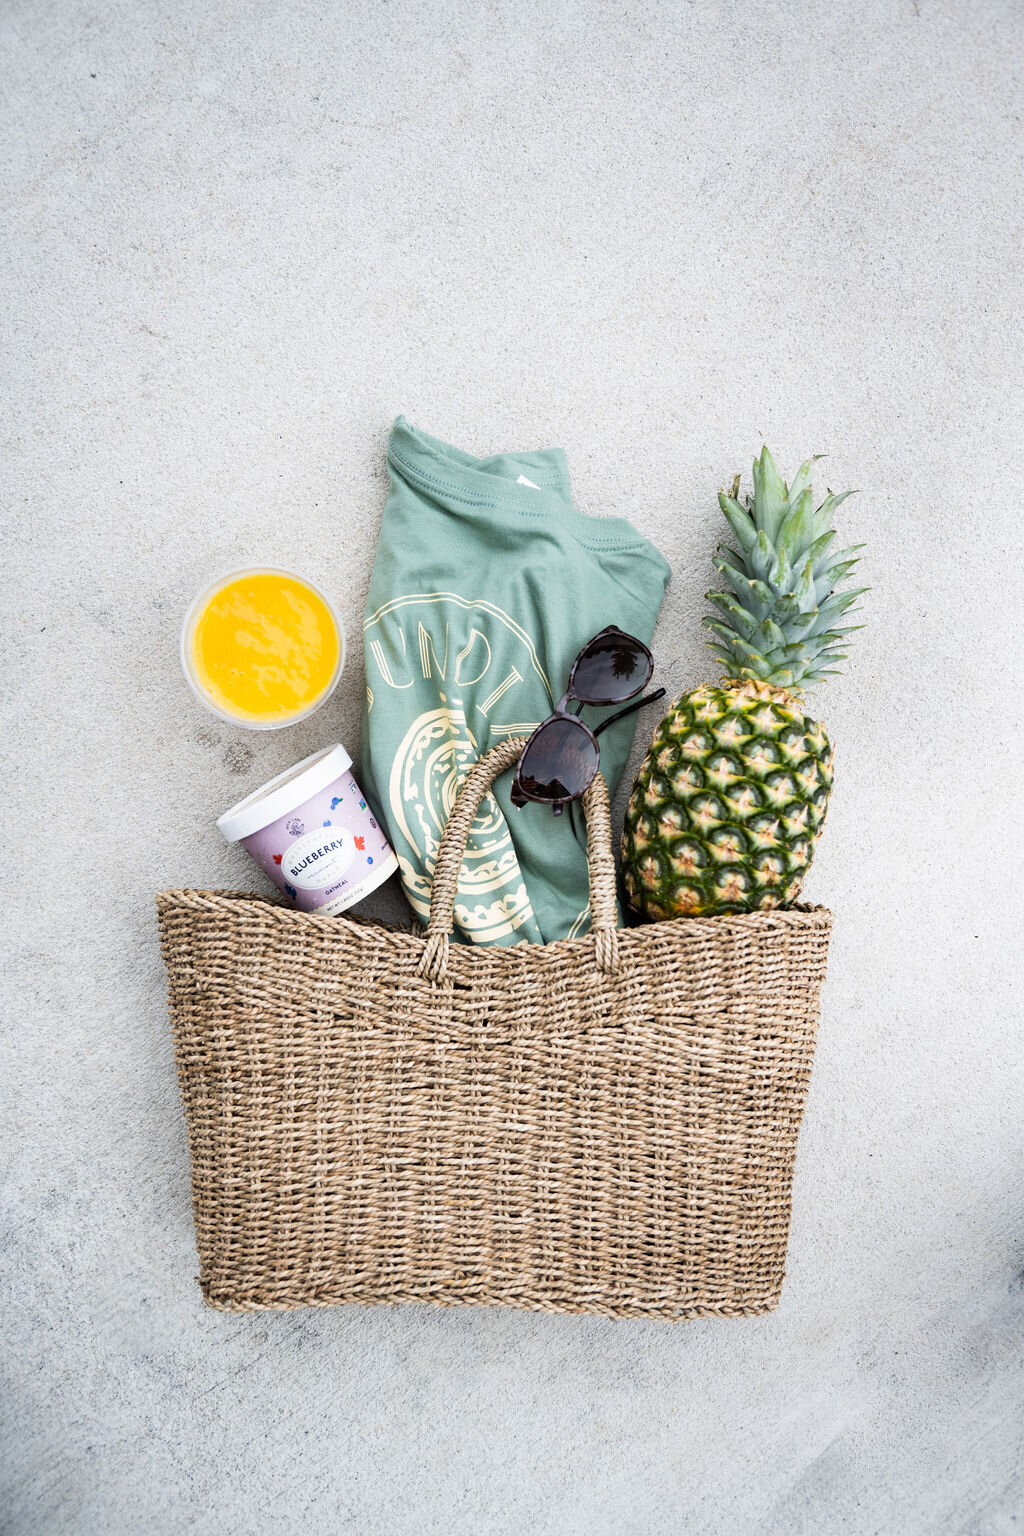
top-left (593, 687), bottom-right (667, 739)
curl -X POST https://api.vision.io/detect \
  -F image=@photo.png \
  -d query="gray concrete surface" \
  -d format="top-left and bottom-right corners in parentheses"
top-left (3, 1), bottom-right (1023, 1531)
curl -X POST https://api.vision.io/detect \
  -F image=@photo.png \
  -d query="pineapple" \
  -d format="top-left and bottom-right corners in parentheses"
top-left (622, 447), bottom-right (864, 919)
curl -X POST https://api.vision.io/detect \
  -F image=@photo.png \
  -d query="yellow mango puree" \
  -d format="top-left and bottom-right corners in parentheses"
top-left (190, 572), bottom-right (340, 723)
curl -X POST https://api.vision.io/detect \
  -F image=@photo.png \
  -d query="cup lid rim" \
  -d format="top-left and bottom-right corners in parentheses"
top-left (217, 743), bottom-right (353, 842)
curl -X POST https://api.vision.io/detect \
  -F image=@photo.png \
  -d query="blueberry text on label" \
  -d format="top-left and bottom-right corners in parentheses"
top-left (282, 826), bottom-right (357, 890)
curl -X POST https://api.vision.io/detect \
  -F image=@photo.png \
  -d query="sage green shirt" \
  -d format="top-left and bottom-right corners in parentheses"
top-left (359, 418), bottom-right (670, 945)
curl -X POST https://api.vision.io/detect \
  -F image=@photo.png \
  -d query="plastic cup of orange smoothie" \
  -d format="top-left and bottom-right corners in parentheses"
top-left (181, 567), bottom-right (345, 730)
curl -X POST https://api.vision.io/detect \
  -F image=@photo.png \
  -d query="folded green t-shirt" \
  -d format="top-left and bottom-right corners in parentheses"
top-left (359, 418), bottom-right (670, 946)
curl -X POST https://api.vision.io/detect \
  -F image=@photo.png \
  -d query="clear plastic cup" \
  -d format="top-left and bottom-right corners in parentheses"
top-left (180, 566), bottom-right (346, 731)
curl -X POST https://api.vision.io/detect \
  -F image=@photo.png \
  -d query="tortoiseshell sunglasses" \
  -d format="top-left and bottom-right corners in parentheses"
top-left (510, 626), bottom-right (665, 815)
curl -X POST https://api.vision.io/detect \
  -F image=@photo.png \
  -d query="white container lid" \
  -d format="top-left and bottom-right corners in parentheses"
top-left (217, 743), bottom-right (353, 843)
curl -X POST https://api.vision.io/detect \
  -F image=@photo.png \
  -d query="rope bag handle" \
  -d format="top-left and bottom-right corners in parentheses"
top-left (417, 736), bottom-right (620, 981)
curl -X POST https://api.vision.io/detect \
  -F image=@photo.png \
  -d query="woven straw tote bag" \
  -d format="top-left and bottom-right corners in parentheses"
top-left (157, 737), bottom-right (832, 1319)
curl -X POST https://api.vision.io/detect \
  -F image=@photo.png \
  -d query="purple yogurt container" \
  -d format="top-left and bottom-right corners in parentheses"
top-left (217, 744), bottom-right (398, 916)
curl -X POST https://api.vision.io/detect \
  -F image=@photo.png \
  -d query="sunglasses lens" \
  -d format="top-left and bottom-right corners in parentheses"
top-left (571, 630), bottom-right (652, 703)
top-left (517, 717), bottom-right (599, 802)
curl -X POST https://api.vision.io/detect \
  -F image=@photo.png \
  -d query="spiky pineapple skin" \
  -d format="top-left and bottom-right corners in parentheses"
top-left (621, 679), bottom-right (833, 919)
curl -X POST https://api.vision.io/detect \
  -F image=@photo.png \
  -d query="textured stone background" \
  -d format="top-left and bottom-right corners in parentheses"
top-left (3, 1), bottom-right (1022, 1531)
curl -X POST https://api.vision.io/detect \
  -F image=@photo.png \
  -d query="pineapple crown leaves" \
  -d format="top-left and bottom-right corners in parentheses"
top-left (703, 445), bottom-right (867, 693)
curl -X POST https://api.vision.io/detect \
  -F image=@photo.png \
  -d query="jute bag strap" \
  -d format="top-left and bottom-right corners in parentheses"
top-left (417, 736), bottom-right (621, 981)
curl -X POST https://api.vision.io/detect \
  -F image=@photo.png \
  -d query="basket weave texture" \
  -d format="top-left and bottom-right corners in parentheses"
top-left (157, 738), bottom-right (831, 1319)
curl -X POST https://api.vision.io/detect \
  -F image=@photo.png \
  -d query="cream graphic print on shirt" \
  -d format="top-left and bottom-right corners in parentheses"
top-left (365, 592), bottom-right (589, 944)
